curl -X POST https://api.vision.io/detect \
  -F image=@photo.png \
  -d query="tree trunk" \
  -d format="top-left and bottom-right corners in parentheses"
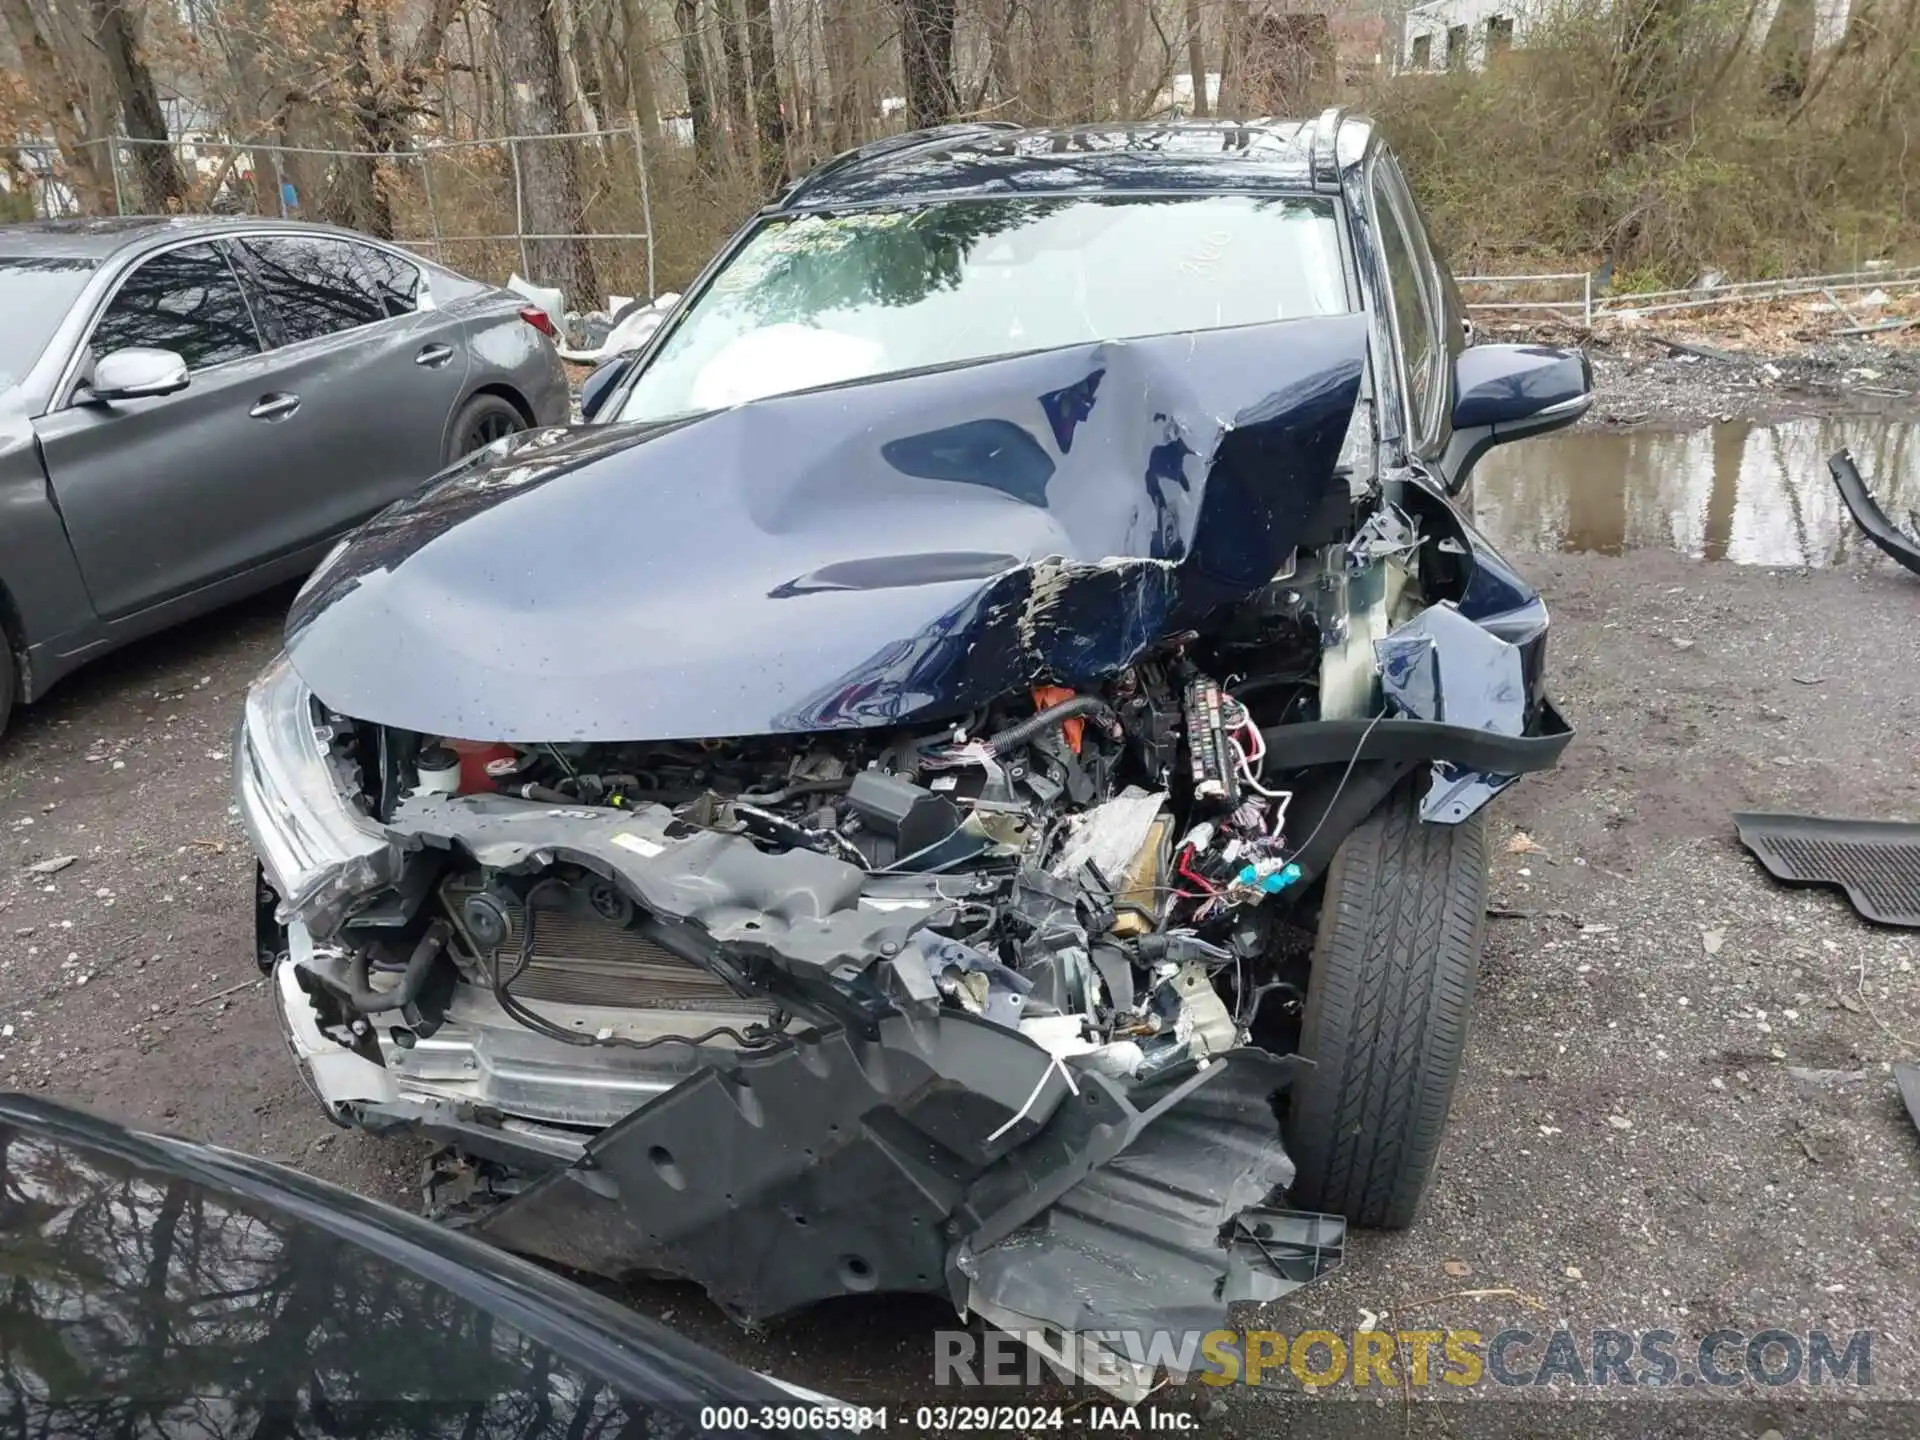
top-left (620, 0), bottom-right (662, 140)
top-left (1184, 0), bottom-right (1208, 116)
top-left (900, 0), bottom-right (957, 126)
top-left (674, 0), bottom-right (720, 167)
top-left (1065, 0), bottom-right (1095, 118)
top-left (1760, 0), bottom-right (1817, 103)
top-left (717, 0), bottom-right (753, 164)
top-left (823, 0), bottom-right (863, 145)
top-left (1218, 0), bottom-right (1248, 115)
top-left (1113, 0), bottom-right (1141, 118)
top-left (553, 0), bottom-right (604, 132)
top-left (337, 0), bottom-right (395, 236)
top-left (742, 0), bottom-right (785, 188)
top-left (89, 0), bottom-right (187, 211)
top-left (494, 0), bottom-right (601, 302)
top-left (984, 0), bottom-right (1016, 116)
top-left (0, 0), bottom-right (114, 210)
top-left (1611, 0), bottom-right (1689, 151)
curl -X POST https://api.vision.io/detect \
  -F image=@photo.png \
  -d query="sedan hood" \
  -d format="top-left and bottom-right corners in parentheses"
top-left (287, 314), bottom-right (1367, 741)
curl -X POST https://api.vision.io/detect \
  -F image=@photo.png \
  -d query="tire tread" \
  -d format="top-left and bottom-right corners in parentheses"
top-left (1286, 779), bottom-right (1487, 1228)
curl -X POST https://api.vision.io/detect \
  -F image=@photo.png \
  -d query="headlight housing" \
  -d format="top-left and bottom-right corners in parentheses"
top-left (236, 651), bottom-right (393, 931)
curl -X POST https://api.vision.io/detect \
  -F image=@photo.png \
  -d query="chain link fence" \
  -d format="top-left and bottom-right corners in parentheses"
top-left (4, 125), bottom-right (656, 303)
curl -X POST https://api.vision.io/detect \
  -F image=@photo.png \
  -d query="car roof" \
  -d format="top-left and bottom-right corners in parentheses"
top-left (0, 215), bottom-right (414, 264)
top-left (778, 114), bottom-right (1374, 210)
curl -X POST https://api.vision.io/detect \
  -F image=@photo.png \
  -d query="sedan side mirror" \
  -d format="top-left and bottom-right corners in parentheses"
top-left (90, 347), bottom-right (190, 402)
top-left (1439, 343), bottom-right (1592, 494)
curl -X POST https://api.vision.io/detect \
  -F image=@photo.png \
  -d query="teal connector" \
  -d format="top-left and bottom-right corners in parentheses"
top-left (1236, 861), bottom-right (1304, 895)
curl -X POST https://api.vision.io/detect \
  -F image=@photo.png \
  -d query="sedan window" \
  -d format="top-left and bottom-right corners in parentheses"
top-left (90, 243), bottom-right (261, 372)
top-left (0, 256), bottom-right (96, 392)
top-left (355, 243), bottom-right (424, 315)
top-left (234, 236), bottom-right (405, 344)
top-left (617, 194), bottom-right (1349, 423)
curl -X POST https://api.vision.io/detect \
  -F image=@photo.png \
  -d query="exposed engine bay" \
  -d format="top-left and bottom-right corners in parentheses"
top-left (377, 641), bottom-right (1330, 1076)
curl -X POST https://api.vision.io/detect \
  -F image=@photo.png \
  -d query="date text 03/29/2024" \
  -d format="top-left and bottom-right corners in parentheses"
top-left (697, 1406), bottom-right (1187, 1432)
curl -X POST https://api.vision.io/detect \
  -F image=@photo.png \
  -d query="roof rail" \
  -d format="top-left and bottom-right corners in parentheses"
top-left (780, 122), bottom-right (1025, 208)
top-left (1309, 107), bottom-right (1347, 191)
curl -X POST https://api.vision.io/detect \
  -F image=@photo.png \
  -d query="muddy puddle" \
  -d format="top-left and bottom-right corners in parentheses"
top-left (1472, 418), bottom-right (1918, 566)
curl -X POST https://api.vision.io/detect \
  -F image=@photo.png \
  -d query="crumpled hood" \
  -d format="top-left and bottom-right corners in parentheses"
top-left (286, 313), bottom-right (1366, 741)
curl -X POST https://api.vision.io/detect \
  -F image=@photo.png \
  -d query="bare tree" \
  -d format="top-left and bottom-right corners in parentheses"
top-left (821, 0), bottom-right (863, 145)
top-left (675, 0), bottom-right (720, 166)
top-left (493, 0), bottom-right (601, 300)
top-left (900, 0), bottom-right (957, 124)
top-left (1184, 0), bottom-right (1208, 115)
top-left (743, 0), bottom-right (786, 186)
top-left (0, 0), bottom-right (115, 209)
top-left (619, 0), bottom-right (663, 138)
top-left (1064, 0), bottom-right (1094, 116)
top-left (90, 0), bottom-right (188, 210)
top-left (718, 0), bottom-right (753, 159)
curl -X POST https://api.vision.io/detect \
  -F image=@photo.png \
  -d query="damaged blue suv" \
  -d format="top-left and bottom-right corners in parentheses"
top-left (239, 112), bottom-right (1583, 1396)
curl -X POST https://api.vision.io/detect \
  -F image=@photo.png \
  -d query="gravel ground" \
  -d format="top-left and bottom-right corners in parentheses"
top-left (1489, 314), bottom-right (1920, 430)
top-left (1582, 336), bottom-right (1920, 429)
top-left (2, 390), bottom-right (1918, 1434)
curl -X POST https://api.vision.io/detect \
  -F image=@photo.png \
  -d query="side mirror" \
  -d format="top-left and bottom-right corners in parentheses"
top-left (1439, 343), bottom-right (1592, 494)
top-left (90, 347), bottom-right (190, 402)
top-left (578, 355), bottom-right (628, 421)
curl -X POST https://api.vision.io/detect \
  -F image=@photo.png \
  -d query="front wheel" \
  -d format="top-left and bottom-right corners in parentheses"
top-left (1284, 777), bottom-right (1489, 1229)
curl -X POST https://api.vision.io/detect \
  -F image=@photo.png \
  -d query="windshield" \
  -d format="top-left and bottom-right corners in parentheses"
top-left (0, 256), bottom-right (96, 392)
top-left (616, 194), bottom-right (1348, 424)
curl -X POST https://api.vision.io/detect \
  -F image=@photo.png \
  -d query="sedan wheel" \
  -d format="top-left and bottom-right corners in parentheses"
top-left (449, 395), bottom-right (527, 463)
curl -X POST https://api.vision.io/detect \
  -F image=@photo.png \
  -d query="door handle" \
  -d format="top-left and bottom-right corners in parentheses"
top-left (415, 344), bottom-right (455, 368)
top-left (249, 393), bottom-right (301, 421)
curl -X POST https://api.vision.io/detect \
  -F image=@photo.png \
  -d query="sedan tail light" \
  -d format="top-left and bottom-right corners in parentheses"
top-left (518, 305), bottom-right (558, 338)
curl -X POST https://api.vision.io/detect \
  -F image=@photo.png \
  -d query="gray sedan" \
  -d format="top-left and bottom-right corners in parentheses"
top-left (0, 216), bottom-right (569, 734)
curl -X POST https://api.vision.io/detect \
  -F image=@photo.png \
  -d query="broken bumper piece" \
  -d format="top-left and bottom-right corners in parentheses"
top-left (274, 960), bottom-right (1340, 1393)
top-left (476, 1021), bottom-right (1340, 1395)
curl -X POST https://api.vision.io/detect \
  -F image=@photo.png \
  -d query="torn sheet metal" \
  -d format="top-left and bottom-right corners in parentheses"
top-left (1375, 602), bottom-right (1528, 823)
top-left (284, 314), bottom-right (1366, 742)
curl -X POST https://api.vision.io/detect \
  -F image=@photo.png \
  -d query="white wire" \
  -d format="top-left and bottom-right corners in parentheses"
top-left (1228, 736), bottom-right (1290, 799)
top-left (1241, 721), bottom-right (1266, 770)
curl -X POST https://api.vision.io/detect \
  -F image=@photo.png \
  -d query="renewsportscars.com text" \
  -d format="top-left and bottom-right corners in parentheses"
top-left (934, 1327), bottom-right (1873, 1391)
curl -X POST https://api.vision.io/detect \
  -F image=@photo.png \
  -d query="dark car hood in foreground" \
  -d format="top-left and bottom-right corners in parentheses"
top-left (287, 314), bottom-right (1367, 741)
top-left (0, 1095), bottom-right (803, 1433)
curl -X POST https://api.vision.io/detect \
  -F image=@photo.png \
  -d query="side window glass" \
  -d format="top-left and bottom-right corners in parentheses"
top-left (351, 243), bottom-right (423, 316)
top-left (235, 237), bottom-right (389, 344)
top-left (90, 243), bottom-right (260, 372)
top-left (1370, 169), bottom-right (1441, 450)
top-left (1379, 155), bottom-right (1454, 349)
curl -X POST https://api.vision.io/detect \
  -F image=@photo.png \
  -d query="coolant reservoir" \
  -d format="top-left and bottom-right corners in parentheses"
top-left (414, 743), bottom-right (462, 795)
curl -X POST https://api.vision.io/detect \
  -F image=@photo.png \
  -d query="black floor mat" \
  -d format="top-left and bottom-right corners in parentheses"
top-left (1733, 812), bottom-right (1920, 928)
top-left (1897, 1065), bottom-right (1920, 1138)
